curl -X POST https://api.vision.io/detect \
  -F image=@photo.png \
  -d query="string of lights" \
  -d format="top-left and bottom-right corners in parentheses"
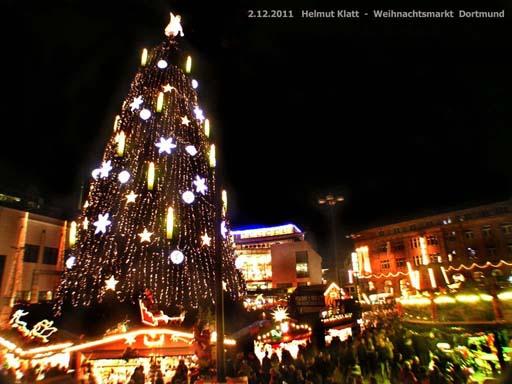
top-left (55, 22), bottom-right (245, 315)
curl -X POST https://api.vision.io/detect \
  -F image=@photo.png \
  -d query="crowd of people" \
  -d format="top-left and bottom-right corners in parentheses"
top-left (1, 310), bottom-right (510, 383)
top-left (0, 362), bottom-right (68, 383)
top-left (224, 310), bottom-right (502, 384)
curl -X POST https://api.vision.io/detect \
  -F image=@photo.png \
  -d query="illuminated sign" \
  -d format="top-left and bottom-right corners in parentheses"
top-left (232, 224), bottom-right (302, 239)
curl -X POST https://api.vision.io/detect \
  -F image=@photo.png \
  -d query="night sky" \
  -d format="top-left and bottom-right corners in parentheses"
top-left (3, 0), bottom-right (511, 264)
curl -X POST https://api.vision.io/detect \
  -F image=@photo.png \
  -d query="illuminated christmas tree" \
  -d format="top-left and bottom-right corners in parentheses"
top-left (55, 13), bottom-right (244, 315)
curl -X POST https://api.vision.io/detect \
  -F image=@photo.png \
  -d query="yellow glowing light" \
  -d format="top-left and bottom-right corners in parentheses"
top-left (115, 130), bottom-right (126, 156)
top-left (498, 291), bottom-right (512, 301)
top-left (455, 294), bottom-right (480, 303)
top-left (433, 295), bottom-right (456, 305)
top-left (209, 144), bottom-right (216, 167)
top-left (407, 262), bottom-right (420, 290)
top-left (82, 217), bottom-right (89, 230)
top-left (204, 119), bottom-right (210, 137)
top-left (156, 91), bottom-right (164, 112)
top-left (272, 307), bottom-right (290, 323)
top-left (185, 55), bottom-right (192, 73)
top-left (143, 334), bottom-right (165, 348)
top-left (400, 296), bottom-right (431, 306)
top-left (69, 221), bottom-right (77, 247)
top-left (147, 162), bottom-right (155, 190)
top-left (112, 115), bottom-right (121, 132)
top-left (141, 48), bottom-right (148, 66)
top-left (419, 236), bottom-right (429, 265)
top-left (428, 268), bottom-right (437, 289)
top-left (166, 207), bottom-right (174, 239)
top-left (479, 293), bottom-right (493, 302)
top-left (222, 190), bottom-right (228, 213)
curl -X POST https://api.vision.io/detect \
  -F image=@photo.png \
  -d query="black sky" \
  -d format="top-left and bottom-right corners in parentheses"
top-left (3, 0), bottom-right (511, 262)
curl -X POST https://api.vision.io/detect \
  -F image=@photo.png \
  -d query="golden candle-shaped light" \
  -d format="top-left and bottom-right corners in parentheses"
top-left (166, 207), bottom-right (174, 239)
top-left (115, 130), bottom-right (126, 156)
top-left (185, 55), bottom-right (192, 73)
top-left (141, 48), bottom-right (148, 66)
top-left (156, 92), bottom-right (164, 112)
top-left (147, 162), bottom-right (155, 190)
top-left (204, 119), bottom-right (210, 138)
top-left (209, 144), bottom-right (216, 168)
top-left (113, 115), bottom-right (121, 132)
top-left (222, 190), bottom-right (228, 214)
top-left (69, 221), bottom-right (77, 247)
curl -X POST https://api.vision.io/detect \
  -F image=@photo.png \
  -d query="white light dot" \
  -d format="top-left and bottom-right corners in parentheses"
top-left (157, 60), bottom-right (168, 69)
top-left (118, 171), bottom-right (131, 184)
top-left (182, 191), bottom-right (195, 204)
top-left (140, 109), bottom-right (151, 120)
top-left (185, 146), bottom-right (197, 156)
top-left (66, 256), bottom-right (76, 269)
top-left (170, 250), bottom-right (184, 264)
top-left (235, 257), bottom-right (244, 270)
top-left (191, 79), bottom-right (198, 89)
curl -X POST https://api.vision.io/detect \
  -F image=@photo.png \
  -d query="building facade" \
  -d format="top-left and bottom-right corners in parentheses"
top-left (0, 204), bottom-right (68, 321)
top-left (350, 200), bottom-right (512, 296)
top-left (232, 224), bottom-right (323, 291)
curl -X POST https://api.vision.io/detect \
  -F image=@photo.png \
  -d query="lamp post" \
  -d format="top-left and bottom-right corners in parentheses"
top-left (318, 194), bottom-right (344, 286)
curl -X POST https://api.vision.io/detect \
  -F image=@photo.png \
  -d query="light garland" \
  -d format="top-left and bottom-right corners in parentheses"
top-left (54, 23), bottom-right (245, 313)
top-left (447, 260), bottom-right (512, 272)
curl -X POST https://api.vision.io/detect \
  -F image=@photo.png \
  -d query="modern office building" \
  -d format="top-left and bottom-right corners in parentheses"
top-left (349, 200), bottom-right (512, 296)
top-left (232, 224), bottom-right (323, 291)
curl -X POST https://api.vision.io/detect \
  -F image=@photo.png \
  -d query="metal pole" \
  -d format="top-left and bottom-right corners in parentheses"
top-left (214, 161), bottom-right (225, 382)
top-left (330, 206), bottom-right (340, 285)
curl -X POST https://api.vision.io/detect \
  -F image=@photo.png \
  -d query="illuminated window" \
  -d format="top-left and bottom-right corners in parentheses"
top-left (38, 291), bottom-right (53, 301)
top-left (482, 226), bottom-right (492, 238)
top-left (413, 255), bottom-right (422, 266)
top-left (380, 259), bottom-right (390, 270)
top-left (447, 231), bottom-right (457, 241)
top-left (23, 244), bottom-right (39, 263)
top-left (427, 235), bottom-right (439, 245)
top-left (16, 291), bottom-right (31, 301)
top-left (410, 238), bottom-right (419, 248)
top-left (296, 251), bottom-right (309, 278)
top-left (396, 258), bottom-right (406, 268)
top-left (43, 247), bottom-right (58, 265)
top-left (501, 224), bottom-right (512, 235)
